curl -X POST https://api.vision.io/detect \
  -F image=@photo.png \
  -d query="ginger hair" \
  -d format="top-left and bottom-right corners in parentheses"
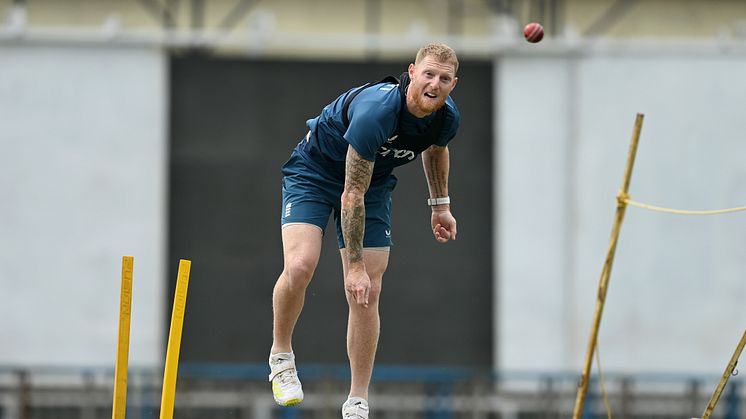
top-left (415, 43), bottom-right (459, 74)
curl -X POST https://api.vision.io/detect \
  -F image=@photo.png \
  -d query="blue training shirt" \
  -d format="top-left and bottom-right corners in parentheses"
top-left (296, 79), bottom-right (460, 182)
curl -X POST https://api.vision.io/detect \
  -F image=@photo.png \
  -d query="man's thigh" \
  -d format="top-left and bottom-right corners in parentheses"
top-left (281, 223), bottom-right (324, 267)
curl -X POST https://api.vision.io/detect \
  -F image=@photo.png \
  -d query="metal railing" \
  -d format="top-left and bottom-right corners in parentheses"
top-left (1, 365), bottom-right (743, 419)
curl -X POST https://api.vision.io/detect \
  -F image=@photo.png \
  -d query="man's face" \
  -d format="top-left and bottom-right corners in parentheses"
top-left (406, 56), bottom-right (458, 117)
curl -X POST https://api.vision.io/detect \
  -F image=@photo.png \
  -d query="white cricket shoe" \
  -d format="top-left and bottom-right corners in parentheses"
top-left (268, 352), bottom-right (304, 406)
top-left (342, 397), bottom-right (369, 419)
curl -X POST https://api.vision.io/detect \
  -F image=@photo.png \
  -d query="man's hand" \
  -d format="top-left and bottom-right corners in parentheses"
top-left (431, 209), bottom-right (457, 243)
top-left (345, 266), bottom-right (371, 308)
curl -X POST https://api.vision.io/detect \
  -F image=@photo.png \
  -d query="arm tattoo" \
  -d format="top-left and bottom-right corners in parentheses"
top-left (423, 145), bottom-right (450, 198)
top-left (342, 147), bottom-right (374, 263)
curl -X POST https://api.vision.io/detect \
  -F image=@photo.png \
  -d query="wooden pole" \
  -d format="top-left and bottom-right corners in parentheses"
top-left (572, 113), bottom-right (645, 419)
top-left (701, 328), bottom-right (746, 419)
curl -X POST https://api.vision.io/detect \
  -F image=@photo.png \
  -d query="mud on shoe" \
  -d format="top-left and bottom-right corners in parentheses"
top-left (268, 352), bottom-right (304, 406)
top-left (342, 397), bottom-right (369, 419)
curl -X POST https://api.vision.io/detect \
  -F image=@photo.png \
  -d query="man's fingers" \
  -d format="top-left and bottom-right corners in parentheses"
top-left (434, 224), bottom-right (453, 242)
top-left (441, 226), bottom-right (451, 239)
top-left (346, 279), bottom-right (371, 307)
top-left (352, 286), bottom-right (368, 306)
top-left (347, 286), bottom-right (360, 301)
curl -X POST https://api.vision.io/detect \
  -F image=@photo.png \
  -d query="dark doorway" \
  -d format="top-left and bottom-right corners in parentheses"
top-left (168, 55), bottom-right (493, 367)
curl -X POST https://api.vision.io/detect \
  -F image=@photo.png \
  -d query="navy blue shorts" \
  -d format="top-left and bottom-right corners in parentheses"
top-left (281, 151), bottom-right (397, 249)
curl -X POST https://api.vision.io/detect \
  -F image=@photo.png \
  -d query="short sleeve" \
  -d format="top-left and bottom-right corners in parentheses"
top-left (343, 89), bottom-right (399, 161)
top-left (436, 99), bottom-right (461, 146)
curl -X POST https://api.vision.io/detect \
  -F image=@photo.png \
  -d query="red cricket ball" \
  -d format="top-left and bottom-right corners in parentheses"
top-left (524, 22), bottom-right (544, 43)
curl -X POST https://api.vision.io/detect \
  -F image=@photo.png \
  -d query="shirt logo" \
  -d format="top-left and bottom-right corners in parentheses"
top-left (378, 146), bottom-right (415, 160)
top-left (377, 135), bottom-right (415, 160)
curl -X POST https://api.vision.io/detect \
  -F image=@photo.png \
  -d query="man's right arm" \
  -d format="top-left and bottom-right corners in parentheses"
top-left (341, 145), bottom-right (374, 306)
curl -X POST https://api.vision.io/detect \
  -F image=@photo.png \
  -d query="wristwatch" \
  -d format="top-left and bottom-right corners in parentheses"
top-left (427, 196), bottom-right (451, 206)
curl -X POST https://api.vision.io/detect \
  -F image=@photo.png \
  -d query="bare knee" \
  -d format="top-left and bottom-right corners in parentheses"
top-left (282, 257), bottom-right (316, 292)
top-left (366, 264), bottom-right (386, 305)
top-left (367, 280), bottom-right (382, 306)
top-left (346, 276), bottom-right (383, 307)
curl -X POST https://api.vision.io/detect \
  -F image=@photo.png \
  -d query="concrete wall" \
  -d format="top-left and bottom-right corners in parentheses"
top-left (497, 48), bottom-right (746, 374)
top-left (0, 44), bottom-right (167, 366)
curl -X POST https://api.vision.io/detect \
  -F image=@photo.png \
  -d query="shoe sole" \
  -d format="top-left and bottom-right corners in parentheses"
top-left (278, 398), bottom-right (303, 407)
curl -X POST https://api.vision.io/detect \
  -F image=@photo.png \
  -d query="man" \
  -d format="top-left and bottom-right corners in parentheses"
top-left (269, 43), bottom-right (460, 419)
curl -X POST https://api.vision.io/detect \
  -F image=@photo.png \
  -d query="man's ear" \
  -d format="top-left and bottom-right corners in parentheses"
top-left (408, 63), bottom-right (415, 79)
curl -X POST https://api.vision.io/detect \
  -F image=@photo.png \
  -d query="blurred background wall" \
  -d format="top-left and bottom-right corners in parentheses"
top-left (0, 44), bottom-right (167, 366)
top-left (1, 0), bottom-right (746, 378)
top-left (498, 52), bottom-right (746, 373)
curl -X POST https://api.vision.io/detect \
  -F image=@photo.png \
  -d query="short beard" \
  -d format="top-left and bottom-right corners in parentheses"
top-left (413, 91), bottom-right (447, 115)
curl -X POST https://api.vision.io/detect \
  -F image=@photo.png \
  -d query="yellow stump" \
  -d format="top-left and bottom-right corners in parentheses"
top-left (159, 259), bottom-right (192, 419)
top-left (112, 256), bottom-right (134, 419)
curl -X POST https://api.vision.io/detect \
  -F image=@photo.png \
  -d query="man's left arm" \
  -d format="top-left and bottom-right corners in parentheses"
top-left (421, 144), bottom-right (457, 243)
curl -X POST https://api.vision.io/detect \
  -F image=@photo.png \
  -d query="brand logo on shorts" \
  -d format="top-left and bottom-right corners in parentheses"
top-left (284, 202), bottom-right (292, 218)
top-left (385, 229), bottom-right (391, 238)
